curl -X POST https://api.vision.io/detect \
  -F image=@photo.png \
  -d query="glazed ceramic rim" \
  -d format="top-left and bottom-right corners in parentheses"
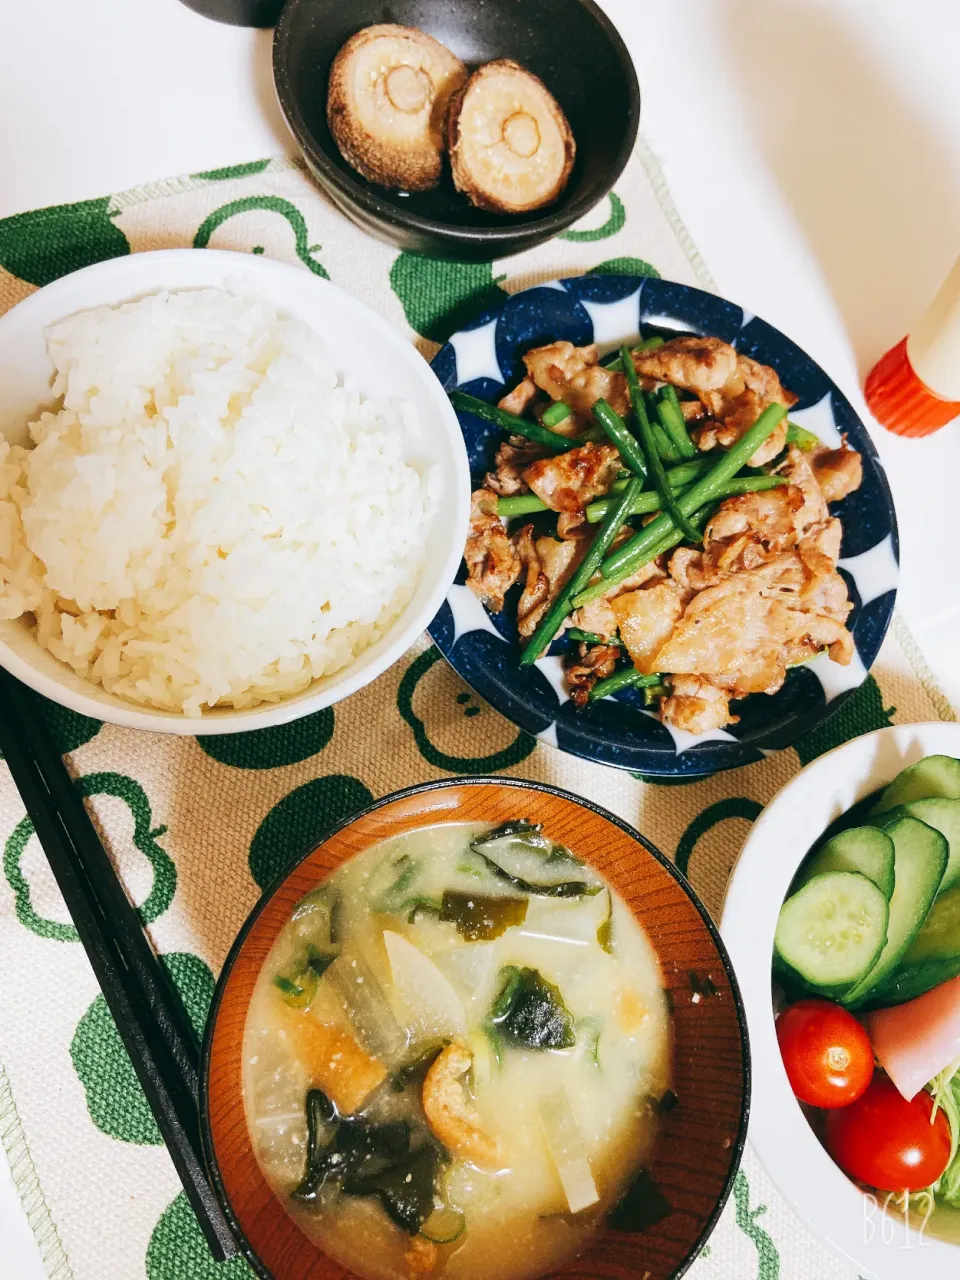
top-left (0, 249), bottom-right (471, 735)
top-left (721, 722), bottom-right (960, 1279)
top-left (201, 775), bottom-right (752, 1280)
top-left (272, 0), bottom-right (641, 251)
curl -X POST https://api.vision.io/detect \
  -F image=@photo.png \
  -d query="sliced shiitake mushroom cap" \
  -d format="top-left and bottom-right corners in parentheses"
top-left (447, 60), bottom-right (576, 214)
top-left (327, 24), bottom-right (467, 192)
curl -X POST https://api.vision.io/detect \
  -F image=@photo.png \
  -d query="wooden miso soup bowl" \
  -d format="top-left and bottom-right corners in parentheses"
top-left (201, 778), bottom-right (750, 1280)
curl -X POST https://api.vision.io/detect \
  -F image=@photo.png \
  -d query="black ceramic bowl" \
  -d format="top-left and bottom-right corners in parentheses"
top-left (272, 0), bottom-right (640, 260)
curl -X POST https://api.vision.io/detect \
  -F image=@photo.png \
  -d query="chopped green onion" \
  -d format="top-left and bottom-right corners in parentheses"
top-left (542, 401), bottom-right (573, 427)
top-left (786, 422), bottom-right (820, 452)
top-left (519, 476), bottom-right (644, 665)
top-left (576, 402), bottom-right (788, 602)
top-left (603, 334), bottom-right (665, 372)
top-left (656, 385), bottom-right (697, 460)
top-left (593, 398), bottom-right (648, 478)
top-left (585, 457), bottom-right (712, 523)
top-left (450, 391), bottom-right (579, 453)
top-left (567, 628), bottom-right (620, 647)
top-left (497, 493), bottom-right (548, 518)
top-left (622, 345), bottom-right (701, 543)
top-left (588, 668), bottom-right (664, 701)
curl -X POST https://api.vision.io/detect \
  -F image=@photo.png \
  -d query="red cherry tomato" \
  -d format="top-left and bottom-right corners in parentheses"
top-left (776, 999), bottom-right (874, 1108)
top-left (826, 1074), bottom-right (951, 1193)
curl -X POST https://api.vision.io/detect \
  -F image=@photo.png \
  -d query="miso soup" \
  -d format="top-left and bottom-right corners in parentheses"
top-left (243, 820), bottom-right (671, 1280)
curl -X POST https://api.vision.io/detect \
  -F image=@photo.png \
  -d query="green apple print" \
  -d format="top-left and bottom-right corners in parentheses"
top-left (198, 707), bottom-right (334, 770)
top-left (191, 160), bottom-right (271, 182)
top-left (193, 196), bottom-right (329, 277)
top-left (588, 256), bottom-right (660, 278)
top-left (248, 773), bottom-right (374, 890)
top-left (33, 692), bottom-right (101, 754)
top-left (71, 952), bottom-right (214, 1145)
top-left (560, 192), bottom-right (626, 242)
top-left (397, 646), bottom-right (536, 773)
top-left (794, 674), bottom-right (895, 766)
top-left (0, 691), bottom-right (100, 760)
top-left (389, 255), bottom-right (508, 344)
top-left (3, 771), bottom-right (174, 941)
top-left (0, 197), bottom-right (129, 287)
top-left (147, 1191), bottom-right (253, 1280)
top-left (733, 1171), bottom-right (780, 1280)
top-left (675, 798), bottom-right (764, 878)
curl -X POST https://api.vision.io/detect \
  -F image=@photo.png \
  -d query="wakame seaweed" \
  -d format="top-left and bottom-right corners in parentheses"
top-left (489, 966), bottom-right (576, 1050)
top-left (293, 1090), bottom-right (412, 1204)
top-left (342, 1144), bottom-right (443, 1234)
top-left (471, 820), bottom-right (547, 849)
top-left (609, 1168), bottom-right (673, 1232)
top-left (474, 850), bottom-right (602, 899)
top-left (439, 889), bottom-right (528, 941)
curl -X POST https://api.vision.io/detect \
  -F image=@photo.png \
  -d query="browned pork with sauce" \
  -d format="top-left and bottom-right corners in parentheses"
top-left (523, 442), bottom-right (621, 513)
top-left (464, 489), bottom-right (520, 611)
top-left (461, 333), bottom-right (866, 736)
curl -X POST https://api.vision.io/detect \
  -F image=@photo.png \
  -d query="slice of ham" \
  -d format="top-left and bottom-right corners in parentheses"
top-left (866, 975), bottom-right (960, 1101)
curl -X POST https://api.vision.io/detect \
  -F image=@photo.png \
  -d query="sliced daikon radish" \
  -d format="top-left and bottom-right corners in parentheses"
top-left (325, 952), bottom-right (408, 1063)
top-left (383, 930), bottom-right (468, 1042)
top-left (540, 1086), bottom-right (599, 1214)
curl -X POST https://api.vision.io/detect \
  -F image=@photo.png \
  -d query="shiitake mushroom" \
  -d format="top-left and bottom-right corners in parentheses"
top-left (447, 60), bottom-right (576, 214)
top-left (327, 24), bottom-right (467, 192)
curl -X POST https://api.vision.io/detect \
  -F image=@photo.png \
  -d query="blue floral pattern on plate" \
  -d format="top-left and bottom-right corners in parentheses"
top-left (428, 276), bottom-right (899, 777)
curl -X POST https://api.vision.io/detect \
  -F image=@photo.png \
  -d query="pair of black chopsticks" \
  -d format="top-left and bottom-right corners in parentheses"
top-left (0, 669), bottom-right (236, 1261)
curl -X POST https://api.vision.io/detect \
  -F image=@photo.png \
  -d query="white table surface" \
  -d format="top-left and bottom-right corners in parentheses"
top-left (1, 1), bottom-right (959, 1275)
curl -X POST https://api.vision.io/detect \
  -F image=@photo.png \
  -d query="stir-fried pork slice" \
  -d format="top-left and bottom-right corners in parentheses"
top-left (660, 675), bottom-right (739, 735)
top-left (635, 337), bottom-right (795, 467)
top-left (798, 517), bottom-right (843, 577)
top-left (523, 341), bottom-right (630, 421)
top-left (498, 377), bottom-right (539, 417)
top-left (464, 488), bottom-right (521, 611)
top-left (681, 398), bottom-right (707, 422)
top-left (774, 445), bottom-right (829, 532)
top-left (515, 527), bottom-right (585, 638)
top-left (653, 552), bottom-right (854, 696)
top-left (632, 335), bottom-right (739, 394)
top-left (704, 486), bottom-right (806, 554)
top-left (611, 580), bottom-right (690, 675)
top-left (484, 436), bottom-right (545, 496)
top-left (566, 642), bottom-right (621, 706)
top-left (569, 561), bottom-right (667, 640)
top-left (810, 440), bottom-right (863, 503)
top-left (523, 441), bottom-right (621, 513)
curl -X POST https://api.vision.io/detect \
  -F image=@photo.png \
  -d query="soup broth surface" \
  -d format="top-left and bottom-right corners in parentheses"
top-left (244, 820), bottom-right (671, 1280)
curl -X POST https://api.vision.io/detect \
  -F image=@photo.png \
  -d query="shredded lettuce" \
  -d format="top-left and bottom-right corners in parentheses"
top-left (927, 1058), bottom-right (960, 1206)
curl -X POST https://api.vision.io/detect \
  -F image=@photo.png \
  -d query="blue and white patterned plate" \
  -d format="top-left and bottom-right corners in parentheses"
top-left (428, 276), bottom-right (899, 777)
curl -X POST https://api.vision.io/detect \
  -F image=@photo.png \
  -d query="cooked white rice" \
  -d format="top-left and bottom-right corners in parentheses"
top-left (0, 288), bottom-right (438, 716)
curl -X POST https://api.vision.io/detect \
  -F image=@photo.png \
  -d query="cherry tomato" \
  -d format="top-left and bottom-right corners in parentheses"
top-left (825, 1074), bottom-right (951, 1193)
top-left (776, 999), bottom-right (874, 1108)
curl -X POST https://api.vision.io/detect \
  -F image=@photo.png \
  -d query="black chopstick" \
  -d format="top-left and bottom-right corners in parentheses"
top-left (0, 670), bottom-right (236, 1261)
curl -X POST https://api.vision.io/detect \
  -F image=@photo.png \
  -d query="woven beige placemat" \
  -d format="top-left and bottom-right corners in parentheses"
top-left (0, 144), bottom-right (951, 1280)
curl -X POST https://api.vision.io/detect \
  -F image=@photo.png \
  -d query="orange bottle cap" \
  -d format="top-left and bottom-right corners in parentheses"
top-left (865, 337), bottom-right (960, 438)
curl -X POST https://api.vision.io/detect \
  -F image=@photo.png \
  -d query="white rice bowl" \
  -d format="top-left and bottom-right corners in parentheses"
top-left (0, 287), bottom-right (439, 717)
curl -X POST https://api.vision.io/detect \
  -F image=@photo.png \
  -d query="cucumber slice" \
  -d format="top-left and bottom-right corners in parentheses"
top-left (872, 755), bottom-right (960, 813)
top-left (901, 798), bottom-right (960, 894)
top-left (865, 958), bottom-right (960, 1009)
top-left (864, 884), bottom-right (960, 1006)
top-left (842, 816), bottom-right (948, 1008)
top-left (795, 826), bottom-right (895, 900)
top-left (774, 872), bottom-right (888, 991)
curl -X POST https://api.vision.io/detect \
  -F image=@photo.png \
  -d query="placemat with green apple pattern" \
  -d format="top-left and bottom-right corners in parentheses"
top-left (0, 144), bottom-right (952, 1280)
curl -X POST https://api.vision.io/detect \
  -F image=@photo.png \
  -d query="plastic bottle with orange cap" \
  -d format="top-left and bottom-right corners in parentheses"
top-left (865, 256), bottom-right (960, 437)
